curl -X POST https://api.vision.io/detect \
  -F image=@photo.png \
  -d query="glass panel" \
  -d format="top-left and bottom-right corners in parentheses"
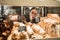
top-left (0, 5), bottom-right (1, 14)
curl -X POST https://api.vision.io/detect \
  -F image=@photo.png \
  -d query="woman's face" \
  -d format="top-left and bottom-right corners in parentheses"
top-left (30, 9), bottom-right (37, 19)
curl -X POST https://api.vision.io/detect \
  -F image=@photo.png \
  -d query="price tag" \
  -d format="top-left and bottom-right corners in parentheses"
top-left (18, 26), bottom-right (26, 32)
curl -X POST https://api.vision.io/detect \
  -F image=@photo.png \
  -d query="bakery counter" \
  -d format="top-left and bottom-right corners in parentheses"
top-left (29, 37), bottom-right (60, 40)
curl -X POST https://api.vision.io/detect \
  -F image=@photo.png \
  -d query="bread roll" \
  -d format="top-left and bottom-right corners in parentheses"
top-left (31, 33), bottom-right (43, 39)
top-left (31, 24), bottom-right (45, 35)
top-left (26, 25), bottom-right (34, 35)
top-left (47, 14), bottom-right (60, 23)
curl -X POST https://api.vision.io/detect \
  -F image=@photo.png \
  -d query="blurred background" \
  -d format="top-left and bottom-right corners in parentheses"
top-left (0, 0), bottom-right (60, 40)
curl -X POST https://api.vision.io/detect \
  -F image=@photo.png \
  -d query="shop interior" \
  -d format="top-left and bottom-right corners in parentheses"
top-left (0, 5), bottom-right (60, 40)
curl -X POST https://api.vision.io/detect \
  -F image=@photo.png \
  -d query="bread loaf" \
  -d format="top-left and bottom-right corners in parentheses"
top-left (47, 13), bottom-right (60, 23)
top-left (31, 24), bottom-right (45, 35)
top-left (26, 25), bottom-right (34, 35)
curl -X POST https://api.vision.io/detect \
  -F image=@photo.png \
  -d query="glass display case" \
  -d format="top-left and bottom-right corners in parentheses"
top-left (0, 5), bottom-right (60, 40)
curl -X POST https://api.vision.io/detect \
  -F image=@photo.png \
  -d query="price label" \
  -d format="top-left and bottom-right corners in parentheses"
top-left (18, 26), bottom-right (26, 32)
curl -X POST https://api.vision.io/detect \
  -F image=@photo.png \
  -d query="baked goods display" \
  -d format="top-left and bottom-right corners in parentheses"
top-left (1, 13), bottom-right (60, 40)
top-left (38, 13), bottom-right (60, 37)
